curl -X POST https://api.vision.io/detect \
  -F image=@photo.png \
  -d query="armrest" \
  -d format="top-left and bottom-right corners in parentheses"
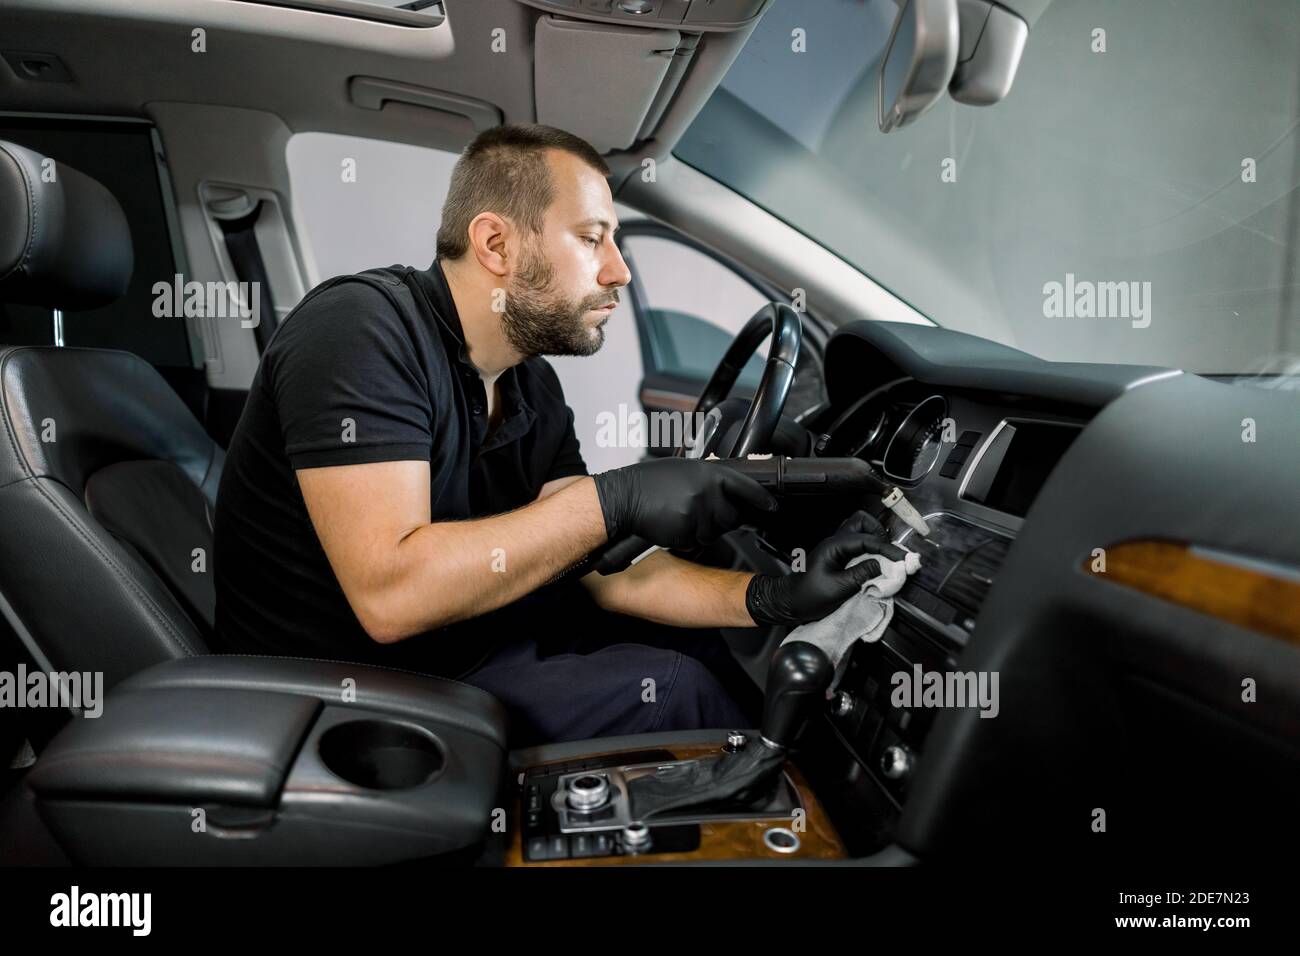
top-left (116, 654), bottom-right (507, 748)
top-left (27, 687), bottom-right (320, 807)
top-left (26, 655), bottom-right (509, 865)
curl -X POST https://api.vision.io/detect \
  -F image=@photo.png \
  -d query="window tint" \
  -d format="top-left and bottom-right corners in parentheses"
top-left (622, 233), bottom-right (769, 388)
top-left (0, 118), bottom-right (190, 367)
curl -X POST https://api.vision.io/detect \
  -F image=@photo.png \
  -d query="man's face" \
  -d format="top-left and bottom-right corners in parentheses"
top-left (501, 149), bottom-right (631, 357)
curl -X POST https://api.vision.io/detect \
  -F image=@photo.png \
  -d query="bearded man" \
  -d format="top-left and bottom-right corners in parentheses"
top-left (213, 124), bottom-right (890, 745)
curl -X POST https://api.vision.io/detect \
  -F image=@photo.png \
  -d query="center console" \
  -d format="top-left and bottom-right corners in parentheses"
top-left (507, 642), bottom-right (847, 865)
top-left (791, 513), bottom-right (1016, 851)
top-left (18, 644), bottom-right (860, 866)
top-left (507, 739), bottom-right (844, 864)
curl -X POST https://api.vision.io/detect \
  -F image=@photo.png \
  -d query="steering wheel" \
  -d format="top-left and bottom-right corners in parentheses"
top-left (686, 302), bottom-right (803, 460)
top-left (586, 303), bottom-right (803, 576)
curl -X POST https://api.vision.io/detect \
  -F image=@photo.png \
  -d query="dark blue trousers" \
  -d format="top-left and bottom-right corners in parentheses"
top-left (458, 578), bottom-right (762, 748)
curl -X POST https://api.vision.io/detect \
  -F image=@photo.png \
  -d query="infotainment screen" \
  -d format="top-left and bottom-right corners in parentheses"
top-left (963, 421), bottom-right (1080, 518)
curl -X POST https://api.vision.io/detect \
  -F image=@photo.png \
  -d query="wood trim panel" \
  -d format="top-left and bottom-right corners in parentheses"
top-left (639, 387), bottom-right (699, 414)
top-left (1086, 540), bottom-right (1300, 647)
top-left (505, 743), bottom-right (846, 866)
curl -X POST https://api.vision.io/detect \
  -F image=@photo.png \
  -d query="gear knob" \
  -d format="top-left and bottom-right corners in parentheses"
top-left (761, 641), bottom-right (834, 749)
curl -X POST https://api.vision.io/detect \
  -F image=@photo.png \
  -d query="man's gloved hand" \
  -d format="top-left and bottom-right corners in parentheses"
top-left (592, 457), bottom-right (778, 551)
top-left (745, 509), bottom-right (910, 627)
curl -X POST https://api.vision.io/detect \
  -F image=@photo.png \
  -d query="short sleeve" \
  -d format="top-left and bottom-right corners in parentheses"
top-left (267, 281), bottom-right (434, 470)
top-left (546, 402), bottom-right (590, 482)
top-left (531, 358), bottom-right (588, 483)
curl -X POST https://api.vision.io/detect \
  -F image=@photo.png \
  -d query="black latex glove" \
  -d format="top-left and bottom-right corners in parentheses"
top-left (591, 457), bottom-right (778, 551)
top-left (745, 509), bottom-right (909, 627)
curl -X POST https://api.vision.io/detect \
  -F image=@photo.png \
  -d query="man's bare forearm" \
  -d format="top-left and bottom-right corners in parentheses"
top-left (590, 550), bottom-right (759, 629)
top-left (371, 477), bottom-right (607, 640)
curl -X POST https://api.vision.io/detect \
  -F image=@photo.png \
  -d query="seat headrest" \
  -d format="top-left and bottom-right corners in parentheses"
top-left (0, 139), bottom-right (133, 310)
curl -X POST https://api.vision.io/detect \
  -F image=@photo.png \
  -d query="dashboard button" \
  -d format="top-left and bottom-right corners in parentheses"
top-left (932, 599), bottom-right (958, 625)
top-left (939, 444), bottom-right (972, 478)
top-left (618, 824), bottom-right (652, 854)
top-left (881, 744), bottom-right (913, 780)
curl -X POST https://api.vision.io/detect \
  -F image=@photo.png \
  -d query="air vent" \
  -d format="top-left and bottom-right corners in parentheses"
top-left (940, 537), bottom-right (1011, 615)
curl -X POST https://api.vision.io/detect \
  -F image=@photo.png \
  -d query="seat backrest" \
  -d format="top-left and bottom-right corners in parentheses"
top-left (0, 139), bottom-right (220, 689)
top-left (0, 346), bottom-right (223, 685)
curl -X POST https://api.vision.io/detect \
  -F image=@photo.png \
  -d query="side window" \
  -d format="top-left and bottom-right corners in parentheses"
top-left (0, 118), bottom-right (192, 367)
top-left (621, 233), bottom-right (770, 389)
top-left (285, 132), bottom-right (459, 281)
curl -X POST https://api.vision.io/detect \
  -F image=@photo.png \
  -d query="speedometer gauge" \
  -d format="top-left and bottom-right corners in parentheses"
top-left (845, 408), bottom-right (888, 458)
top-left (883, 395), bottom-right (948, 482)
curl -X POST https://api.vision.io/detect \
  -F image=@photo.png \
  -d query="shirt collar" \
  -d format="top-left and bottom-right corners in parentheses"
top-left (422, 258), bottom-right (474, 369)
top-left (419, 258), bottom-right (535, 429)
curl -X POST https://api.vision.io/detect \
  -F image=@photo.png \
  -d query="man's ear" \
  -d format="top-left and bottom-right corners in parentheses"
top-left (466, 212), bottom-right (510, 278)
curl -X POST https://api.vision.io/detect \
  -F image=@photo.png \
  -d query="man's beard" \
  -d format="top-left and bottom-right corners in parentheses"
top-left (502, 240), bottom-right (614, 357)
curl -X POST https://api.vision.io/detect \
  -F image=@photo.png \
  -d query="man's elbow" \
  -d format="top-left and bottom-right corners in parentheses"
top-left (348, 557), bottom-right (463, 642)
top-left (354, 604), bottom-right (407, 644)
top-left (353, 596), bottom-right (445, 645)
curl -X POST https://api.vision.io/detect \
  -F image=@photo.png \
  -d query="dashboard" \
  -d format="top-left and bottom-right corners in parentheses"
top-left (807, 383), bottom-right (1088, 821)
top-left (792, 319), bottom-right (1167, 841)
top-left (743, 317), bottom-right (1300, 859)
top-left (814, 377), bottom-right (1086, 644)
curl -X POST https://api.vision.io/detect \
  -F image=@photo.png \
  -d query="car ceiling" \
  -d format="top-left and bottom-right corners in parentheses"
top-left (0, 0), bottom-right (764, 181)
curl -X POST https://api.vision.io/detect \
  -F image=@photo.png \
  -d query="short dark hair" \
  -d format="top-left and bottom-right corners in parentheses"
top-left (435, 124), bottom-right (610, 261)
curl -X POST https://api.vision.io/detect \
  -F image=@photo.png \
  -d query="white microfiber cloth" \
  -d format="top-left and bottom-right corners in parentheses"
top-left (780, 549), bottom-right (922, 691)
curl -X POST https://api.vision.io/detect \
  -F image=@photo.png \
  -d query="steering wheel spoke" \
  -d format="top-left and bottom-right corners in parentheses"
top-left (690, 302), bottom-right (803, 460)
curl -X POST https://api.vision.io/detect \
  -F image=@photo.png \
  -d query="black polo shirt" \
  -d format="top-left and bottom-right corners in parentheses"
top-left (213, 259), bottom-right (590, 678)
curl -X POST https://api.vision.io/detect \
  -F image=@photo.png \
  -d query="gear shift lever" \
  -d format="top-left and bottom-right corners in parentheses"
top-left (761, 641), bottom-right (835, 749)
top-left (624, 642), bottom-right (834, 820)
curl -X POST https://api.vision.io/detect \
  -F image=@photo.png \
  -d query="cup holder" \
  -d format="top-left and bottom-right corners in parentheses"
top-left (317, 719), bottom-right (444, 791)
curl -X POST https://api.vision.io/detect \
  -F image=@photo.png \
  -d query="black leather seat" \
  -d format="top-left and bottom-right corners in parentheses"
top-left (0, 139), bottom-right (223, 689)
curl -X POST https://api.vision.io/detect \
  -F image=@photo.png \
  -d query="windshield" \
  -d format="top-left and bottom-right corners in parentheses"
top-left (676, 0), bottom-right (1300, 375)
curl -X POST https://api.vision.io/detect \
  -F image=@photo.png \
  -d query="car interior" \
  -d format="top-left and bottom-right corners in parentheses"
top-left (0, 0), bottom-right (1297, 868)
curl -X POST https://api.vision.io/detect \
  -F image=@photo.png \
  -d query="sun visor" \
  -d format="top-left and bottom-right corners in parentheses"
top-left (534, 15), bottom-right (689, 153)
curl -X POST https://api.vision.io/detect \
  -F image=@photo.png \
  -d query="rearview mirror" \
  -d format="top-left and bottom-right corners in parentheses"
top-left (877, 0), bottom-right (961, 133)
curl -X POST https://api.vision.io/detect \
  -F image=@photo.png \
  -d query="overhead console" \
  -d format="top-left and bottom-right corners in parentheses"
top-left (517, 0), bottom-right (770, 32)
